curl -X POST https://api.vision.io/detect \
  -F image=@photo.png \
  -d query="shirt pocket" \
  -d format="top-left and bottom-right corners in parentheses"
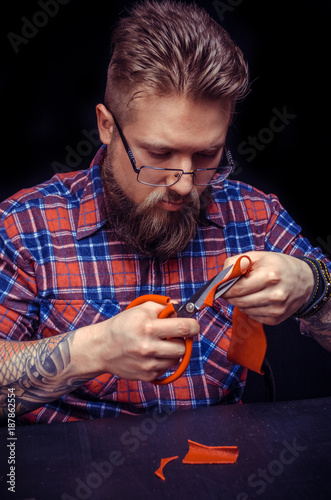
top-left (38, 298), bottom-right (121, 337)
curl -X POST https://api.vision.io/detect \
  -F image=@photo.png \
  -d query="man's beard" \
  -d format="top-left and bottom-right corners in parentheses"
top-left (101, 152), bottom-right (210, 260)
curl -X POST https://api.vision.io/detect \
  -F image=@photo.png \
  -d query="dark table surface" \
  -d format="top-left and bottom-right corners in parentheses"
top-left (0, 397), bottom-right (330, 500)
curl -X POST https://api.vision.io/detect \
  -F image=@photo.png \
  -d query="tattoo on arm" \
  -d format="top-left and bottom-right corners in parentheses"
top-left (301, 301), bottom-right (331, 352)
top-left (0, 331), bottom-right (89, 419)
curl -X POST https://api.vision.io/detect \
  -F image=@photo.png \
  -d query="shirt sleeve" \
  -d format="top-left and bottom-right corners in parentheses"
top-left (263, 194), bottom-right (331, 336)
top-left (0, 217), bottom-right (39, 341)
top-left (263, 193), bottom-right (330, 265)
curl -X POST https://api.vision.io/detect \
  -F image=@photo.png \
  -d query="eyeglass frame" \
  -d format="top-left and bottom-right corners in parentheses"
top-left (110, 111), bottom-right (235, 187)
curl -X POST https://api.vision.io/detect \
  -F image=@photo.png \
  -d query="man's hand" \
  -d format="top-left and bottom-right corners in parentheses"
top-left (95, 301), bottom-right (200, 382)
top-left (222, 251), bottom-right (315, 325)
top-left (0, 301), bottom-right (199, 419)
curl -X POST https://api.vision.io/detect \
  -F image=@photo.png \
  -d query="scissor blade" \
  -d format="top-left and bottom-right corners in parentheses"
top-left (176, 265), bottom-right (234, 318)
top-left (213, 276), bottom-right (241, 300)
top-left (193, 265), bottom-right (233, 310)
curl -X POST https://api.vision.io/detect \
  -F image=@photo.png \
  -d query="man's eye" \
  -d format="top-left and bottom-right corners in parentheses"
top-left (149, 151), bottom-right (171, 160)
top-left (197, 151), bottom-right (218, 159)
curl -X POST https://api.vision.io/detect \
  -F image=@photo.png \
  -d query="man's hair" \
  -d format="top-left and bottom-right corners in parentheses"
top-left (104, 0), bottom-right (249, 120)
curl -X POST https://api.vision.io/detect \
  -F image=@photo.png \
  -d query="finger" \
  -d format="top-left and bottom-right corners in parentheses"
top-left (154, 338), bottom-right (187, 359)
top-left (221, 253), bottom-right (259, 299)
top-left (167, 299), bottom-right (179, 318)
top-left (153, 363), bottom-right (181, 380)
top-left (236, 297), bottom-right (290, 324)
top-left (138, 357), bottom-right (184, 382)
top-left (224, 259), bottom-right (281, 300)
top-left (223, 272), bottom-right (263, 300)
top-left (226, 287), bottom-right (269, 307)
top-left (223, 251), bottom-right (257, 272)
top-left (238, 255), bottom-right (252, 274)
top-left (246, 313), bottom-right (284, 326)
top-left (156, 317), bottom-right (200, 340)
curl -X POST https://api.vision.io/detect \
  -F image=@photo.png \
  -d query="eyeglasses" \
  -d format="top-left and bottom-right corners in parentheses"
top-left (111, 113), bottom-right (235, 187)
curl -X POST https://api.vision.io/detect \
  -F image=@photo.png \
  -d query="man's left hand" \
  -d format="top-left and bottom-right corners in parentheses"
top-left (223, 251), bottom-right (315, 325)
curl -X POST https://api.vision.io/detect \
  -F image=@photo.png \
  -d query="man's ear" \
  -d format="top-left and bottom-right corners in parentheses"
top-left (96, 104), bottom-right (115, 145)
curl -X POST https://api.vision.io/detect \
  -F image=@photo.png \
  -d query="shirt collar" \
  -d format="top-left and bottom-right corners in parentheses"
top-left (203, 190), bottom-right (226, 228)
top-left (76, 145), bottom-right (108, 240)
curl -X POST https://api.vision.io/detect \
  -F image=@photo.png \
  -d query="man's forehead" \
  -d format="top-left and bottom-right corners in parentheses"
top-left (124, 91), bottom-right (232, 123)
top-left (114, 94), bottom-right (230, 156)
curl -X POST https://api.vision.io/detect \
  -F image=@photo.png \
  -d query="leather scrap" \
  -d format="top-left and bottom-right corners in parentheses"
top-left (182, 439), bottom-right (239, 464)
top-left (201, 255), bottom-right (267, 373)
top-left (154, 456), bottom-right (179, 480)
top-left (228, 307), bottom-right (267, 374)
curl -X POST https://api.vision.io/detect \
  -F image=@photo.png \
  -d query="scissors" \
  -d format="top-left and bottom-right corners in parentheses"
top-left (126, 255), bottom-right (252, 385)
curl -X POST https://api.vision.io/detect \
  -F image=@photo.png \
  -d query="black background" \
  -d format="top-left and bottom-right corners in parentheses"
top-left (1, 0), bottom-right (331, 400)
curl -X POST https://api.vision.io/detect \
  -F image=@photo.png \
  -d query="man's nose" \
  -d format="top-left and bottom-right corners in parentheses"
top-left (169, 159), bottom-right (195, 196)
top-left (170, 171), bottom-right (195, 196)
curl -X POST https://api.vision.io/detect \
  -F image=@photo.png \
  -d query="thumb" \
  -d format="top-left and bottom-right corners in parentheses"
top-left (223, 253), bottom-right (253, 274)
top-left (239, 255), bottom-right (252, 274)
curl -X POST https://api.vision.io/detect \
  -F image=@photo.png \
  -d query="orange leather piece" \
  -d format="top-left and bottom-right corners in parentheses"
top-left (182, 440), bottom-right (239, 464)
top-left (228, 307), bottom-right (267, 375)
top-left (202, 255), bottom-right (267, 374)
top-left (200, 255), bottom-right (266, 375)
top-left (154, 456), bottom-right (179, 480)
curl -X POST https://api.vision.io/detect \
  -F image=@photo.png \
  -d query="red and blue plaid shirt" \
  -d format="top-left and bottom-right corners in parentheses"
top-left (0, 145), bottom-right (329, 423)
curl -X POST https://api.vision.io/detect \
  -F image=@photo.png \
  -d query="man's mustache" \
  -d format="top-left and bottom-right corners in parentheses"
top-left (137, 188), bottom-right (200, 213)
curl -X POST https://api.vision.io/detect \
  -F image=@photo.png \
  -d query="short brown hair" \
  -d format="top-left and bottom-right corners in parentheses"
top-left (104, 0), bottom-right (249, 119)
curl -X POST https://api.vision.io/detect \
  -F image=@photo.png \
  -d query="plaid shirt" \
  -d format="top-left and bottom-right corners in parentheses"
top-left (0, 145), bottom-right (329, 424)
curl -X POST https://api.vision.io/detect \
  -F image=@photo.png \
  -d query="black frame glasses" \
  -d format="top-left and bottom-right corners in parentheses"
top-left (111, 112), bottom-right (235, 187)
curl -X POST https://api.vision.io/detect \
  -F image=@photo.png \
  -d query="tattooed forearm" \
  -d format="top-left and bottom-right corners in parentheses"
top-left (0, 331), bottom-right (90, 419)
top-left (301, 300), bottom-right (331, 352)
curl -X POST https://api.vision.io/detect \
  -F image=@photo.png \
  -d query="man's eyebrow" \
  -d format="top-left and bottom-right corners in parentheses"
top-left (137, 141), bottom-right (176, 151)
top-left (136, 140), bottom-right (226, 152)
top-left (198, 142), bottom-right (225, 153)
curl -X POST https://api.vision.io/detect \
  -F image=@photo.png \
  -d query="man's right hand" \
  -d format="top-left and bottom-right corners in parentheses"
top-left (93, 301), bottom-right (200, 382)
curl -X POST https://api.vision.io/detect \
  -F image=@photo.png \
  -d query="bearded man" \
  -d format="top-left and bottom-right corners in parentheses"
top-left (0, 0), bottom-right (330, 424)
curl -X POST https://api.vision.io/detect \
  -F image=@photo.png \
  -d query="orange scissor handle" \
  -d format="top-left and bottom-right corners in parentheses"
top-left (125, 294), bottom-right (193, 385)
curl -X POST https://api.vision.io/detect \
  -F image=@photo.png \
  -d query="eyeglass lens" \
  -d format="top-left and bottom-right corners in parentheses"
top-left (137, 165), bottom-right (233, 187)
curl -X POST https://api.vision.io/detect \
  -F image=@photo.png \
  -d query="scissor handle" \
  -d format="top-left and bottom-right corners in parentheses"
top-left (126, 294), bottom-right (193, 385)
